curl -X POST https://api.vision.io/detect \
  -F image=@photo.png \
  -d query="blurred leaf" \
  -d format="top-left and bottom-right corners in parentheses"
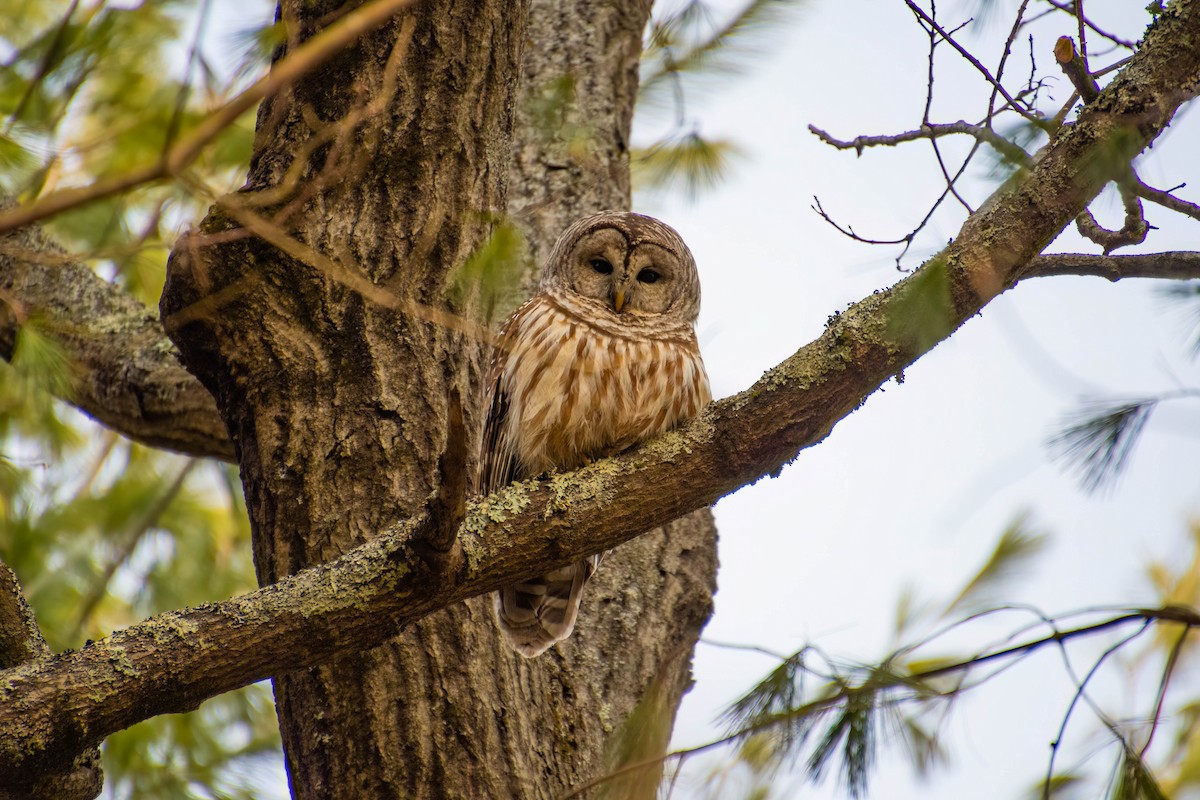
top-left (942, 514), bottom-right (1047, 616)
top-left (450, 219), bottom-right (526, 325)
top-left (632, 132), bottom-right (739, 200)
top-left (1111, 744), bottom-right (1168, 800)
top-left (886, 256), bottom-right (956, 355)
top-left (1051, 399), bottom-right (1156, 493)
top-left (1031, 773), bottom-right (1086, 799)
top-left (226, 19), bottom-right (286, 85)
top-left (8, 315), bottom-right (73, 397)
top-left (1158, 280), bottom-right (1200, 358)
top-left (895, 713), bottom-right (947, 778)
top-left (892, 582), bottom-right (927, 639)
top-left (601, 671), bottom-right (674, 800)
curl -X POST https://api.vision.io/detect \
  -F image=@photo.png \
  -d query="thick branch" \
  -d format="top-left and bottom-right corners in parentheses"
top-left (0, 563), bottom-right (102, 800)
top-left (0, 225), bottom-right (233, 461)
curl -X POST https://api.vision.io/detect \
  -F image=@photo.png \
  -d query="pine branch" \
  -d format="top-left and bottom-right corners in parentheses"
top-left (1050, 399), bottom-right (1157, 493)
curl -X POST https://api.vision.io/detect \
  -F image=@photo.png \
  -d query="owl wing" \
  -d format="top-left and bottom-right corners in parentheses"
top-left (479, 367), bottom-right (520, 497)
top-left (479, 297), bottom-right (601, 658)
top-left (485, 363), bottom-right (601, 657)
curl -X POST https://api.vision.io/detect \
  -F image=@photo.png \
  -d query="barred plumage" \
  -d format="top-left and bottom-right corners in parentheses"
top-left (479, 211), bottom-right (710, 657)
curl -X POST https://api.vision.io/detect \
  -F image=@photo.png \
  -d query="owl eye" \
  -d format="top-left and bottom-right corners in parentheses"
top-left (589, 258), bottom-right (613, 275)
top-left (636, 268), bottom-right (660, 284)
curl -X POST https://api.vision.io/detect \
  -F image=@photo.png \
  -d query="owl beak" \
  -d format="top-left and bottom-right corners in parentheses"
top-left (613, 290), bottom-right (626, 313)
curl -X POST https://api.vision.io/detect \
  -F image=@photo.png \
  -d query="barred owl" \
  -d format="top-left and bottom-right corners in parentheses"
top-left (479, 211), bottom-right (711, 657)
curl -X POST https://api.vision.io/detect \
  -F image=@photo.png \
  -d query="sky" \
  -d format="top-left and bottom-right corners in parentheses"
top-left (124, 1), bottom-right (1200, 798)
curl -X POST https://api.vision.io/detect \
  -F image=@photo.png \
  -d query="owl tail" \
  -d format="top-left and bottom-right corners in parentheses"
top-left (495, 555), bottom-right (601, 657)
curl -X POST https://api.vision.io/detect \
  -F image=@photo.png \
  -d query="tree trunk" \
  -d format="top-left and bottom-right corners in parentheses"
top-left (161, 1), bottom-right (717, 798)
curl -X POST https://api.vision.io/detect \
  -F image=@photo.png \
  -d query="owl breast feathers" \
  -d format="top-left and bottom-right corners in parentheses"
top-left (479, 211), bottom-right (710, 657)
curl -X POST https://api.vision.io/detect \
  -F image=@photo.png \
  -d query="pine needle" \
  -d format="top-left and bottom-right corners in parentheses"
top-left (1111, 744), bottom-right (1168, 800)
top-left (806, 686), bottom-right (878, 799)
top-left (632, 133), bottom-right (739, 200)
top-left (720, 650), bottom-right (808, 740)
top-left (942, 514), bottom-right (1047, 617)
top-left (1158, 280), bottom-right (1200, 358)
top-left (1050, 399), bottom-right (1156, 493)
top-left (641, 0), bottom-right (807, 107)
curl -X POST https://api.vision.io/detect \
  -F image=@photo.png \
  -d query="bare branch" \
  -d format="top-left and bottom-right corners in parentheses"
top-left (1023, 252), bottom-right (1200, 280)
top-left (0, 562), bottom-right (102, 800)
top-left (1074, 183), bottom-right (1149, 254)
top-left (904, 0), bottom-right (1043, 124)
top-left (808, 121), bottom-right (1031, 165)
top-left (1131, 178), bottom-right (1200, 221)
top-left (1042, 0), bottom-right (1138, 50)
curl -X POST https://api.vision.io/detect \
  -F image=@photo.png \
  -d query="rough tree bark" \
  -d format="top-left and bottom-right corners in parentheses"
top-left (159, 1), bottom-right (715, 799)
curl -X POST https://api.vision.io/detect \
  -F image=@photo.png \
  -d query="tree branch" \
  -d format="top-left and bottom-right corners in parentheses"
top-left (0, 562), bottom-right (102, 800)
top-left (3, 0), bottom-right (1199, 784)
top-left (1131, 177), bottom-right (1200, 221)
top-left (808, 121), bottom-right (1030, 165)
top-left (1024, 251), bottom-right (1200, 280)
top-left (0, 223), bottom-right (233, 461)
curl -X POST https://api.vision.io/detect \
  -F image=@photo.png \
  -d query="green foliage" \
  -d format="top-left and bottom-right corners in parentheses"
top-left (0, 0), bottom-right (257, 304)
top-left (885, 256), bottom-right (957, 356)
top-left (711, 521), bottom-right (1050, 797)
top-left (640, 0), bottom-right (806, 111)
top-left (633, 1), bottom-right (802, 201)
top-left (601, 672), bottom-right (675, 800)
top-left (805, 685), bottom-right (877, 799)
top-left (1159, 280), bottom-right (1200, 358)
top-left (941, 514), bottom-right (1047, 617)
top-left (632, 133), bottom-right (740, 201)
top-left (449, 218), bottom-right (527, 326)
top-left (1112, 744), bottom-right (1169, 800)
top-left (0, 0), bottom-right (279, 793)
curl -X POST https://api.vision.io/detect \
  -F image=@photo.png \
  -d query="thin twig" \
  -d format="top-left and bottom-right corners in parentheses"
top-left (1042, 621), bottom-right (1150, 800)
top-left (988, 0), bottom-right (1032, 123)
top-left (1042, 0), bottom-right (1137, 50)
top-left (904, 0), bottom-right (1042, 124)
top-left (1140, 623), bottom-right (1190, 758)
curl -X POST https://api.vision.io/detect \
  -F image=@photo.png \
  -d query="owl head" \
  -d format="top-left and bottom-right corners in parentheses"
top-left (540, 211), bottom-right (701, 323)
